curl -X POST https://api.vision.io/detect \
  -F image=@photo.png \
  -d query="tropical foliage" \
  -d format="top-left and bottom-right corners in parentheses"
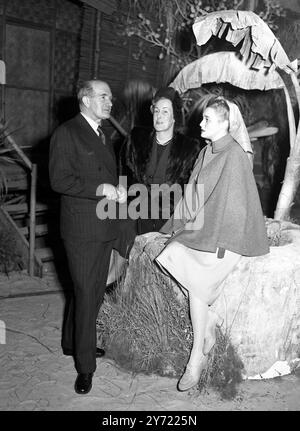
top-left (119, 0), bottom-right (285, 76)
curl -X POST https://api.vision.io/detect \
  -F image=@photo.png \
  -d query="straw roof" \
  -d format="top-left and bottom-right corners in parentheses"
top-left (192, 10), bottom-right (297, 74)
top-left (170, 51), bottom-right (285, 93)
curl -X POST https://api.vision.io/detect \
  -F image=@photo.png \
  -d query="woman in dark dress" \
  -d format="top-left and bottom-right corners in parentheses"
top-left (120, 86), bottom-right (202, 235)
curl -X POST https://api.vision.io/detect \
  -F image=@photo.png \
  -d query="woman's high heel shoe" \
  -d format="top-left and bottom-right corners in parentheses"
top-left (177, 356), bottom-right (208, 392)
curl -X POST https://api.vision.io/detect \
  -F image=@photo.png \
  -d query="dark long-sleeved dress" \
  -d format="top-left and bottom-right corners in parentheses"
top-left (119, 126), bottom-right (202, 235)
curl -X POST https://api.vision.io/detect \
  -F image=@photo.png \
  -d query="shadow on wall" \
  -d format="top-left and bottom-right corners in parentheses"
top-left (31, 95), bottom-right (80, 187)
top-left (54, 95), bottom-right (80, 126)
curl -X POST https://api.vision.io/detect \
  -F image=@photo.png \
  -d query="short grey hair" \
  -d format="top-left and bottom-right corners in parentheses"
top-left (77, 81), bottom-right (94, 104)
top-left (77, 80), bottom-right (108, 107)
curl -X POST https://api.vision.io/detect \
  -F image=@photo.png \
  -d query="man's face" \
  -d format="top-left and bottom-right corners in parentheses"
top-left (87, 82), bottom-right (113, 122)
top-left (200, 107), bottom-right (228, 141)
top-left (152, 98), bottom-right (174, 133)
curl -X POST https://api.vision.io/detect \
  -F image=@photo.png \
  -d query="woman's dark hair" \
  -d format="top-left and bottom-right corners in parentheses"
top-left (123, 79), bottom-right (156, 128)
top-left (151, 87), bottom-right (183, 131)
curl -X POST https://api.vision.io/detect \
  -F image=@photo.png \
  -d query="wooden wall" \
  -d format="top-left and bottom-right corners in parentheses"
top-left (78, 1), bottom-right (163, 130)
top-left (0, 0), bottom-right (82, 150)
top-left (0, 0), bottom-right (162, 152)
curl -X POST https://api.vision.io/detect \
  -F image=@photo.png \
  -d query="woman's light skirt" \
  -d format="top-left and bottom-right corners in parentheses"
top-left (156, 241), bottom-right (241, 305)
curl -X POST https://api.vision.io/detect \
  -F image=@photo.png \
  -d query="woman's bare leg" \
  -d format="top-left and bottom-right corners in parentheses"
top-left (178, 292), bottom-right (209, 391)
top-left (188, 292), bottom-right (208, 365)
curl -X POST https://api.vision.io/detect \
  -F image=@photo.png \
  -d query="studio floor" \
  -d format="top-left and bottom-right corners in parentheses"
top-left (0, 268), bottom-right (300, 412)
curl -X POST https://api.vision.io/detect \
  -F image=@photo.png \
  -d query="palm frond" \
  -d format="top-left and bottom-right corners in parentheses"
top-left (192, 10), bottom-right (295, 73)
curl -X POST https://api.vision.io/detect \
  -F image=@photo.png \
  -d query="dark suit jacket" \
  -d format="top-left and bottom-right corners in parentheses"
top-left (49, 113), bottom-right (118, 241)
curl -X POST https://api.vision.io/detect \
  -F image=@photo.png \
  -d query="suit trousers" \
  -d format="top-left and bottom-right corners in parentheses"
top-left (62, 237), bottom-right (113, 373)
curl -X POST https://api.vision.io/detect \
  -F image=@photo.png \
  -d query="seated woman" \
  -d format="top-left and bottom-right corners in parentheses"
top-left (120, 86), bottom-right (202, 234)
top-left (155, 95), bottom-right (269, 392)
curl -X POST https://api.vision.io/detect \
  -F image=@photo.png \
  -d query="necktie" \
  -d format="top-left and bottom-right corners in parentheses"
top-left (97, 125), bottom-right (106, 145)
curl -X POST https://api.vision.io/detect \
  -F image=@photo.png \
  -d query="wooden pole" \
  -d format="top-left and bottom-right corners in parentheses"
top-left (29, 163), bottom-right (37, 276)
top-left (93, 10), bottom-right (101, 78)
top-left (4, 132), bottom-right (32, 170)
top-left (2, 124), bottom-right (37, 274)
top-left (282, 84), bottom-right (296, 151)
top-left (109, 115), bottom-right (128, 138)
top-left (0, 61), bottom-right (6, 124)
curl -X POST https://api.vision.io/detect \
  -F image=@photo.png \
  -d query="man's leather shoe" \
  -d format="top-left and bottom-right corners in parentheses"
top-left (62, 348), bottom-right (73, 356)
top-left (75, 373), bottom-right (93, 394)
top-left (63, 347), bottom-right (105, 358)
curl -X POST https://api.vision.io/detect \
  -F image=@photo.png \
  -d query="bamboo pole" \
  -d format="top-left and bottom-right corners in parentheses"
top-left (29, 163), bottom-right (37, 276)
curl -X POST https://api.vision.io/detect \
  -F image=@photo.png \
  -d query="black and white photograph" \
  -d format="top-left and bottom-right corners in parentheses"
top-left (0, 0), bottom-right (300, 416)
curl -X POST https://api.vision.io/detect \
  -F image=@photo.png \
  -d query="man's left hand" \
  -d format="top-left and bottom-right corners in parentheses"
top-left (116, 184), bottom-right (127, 204)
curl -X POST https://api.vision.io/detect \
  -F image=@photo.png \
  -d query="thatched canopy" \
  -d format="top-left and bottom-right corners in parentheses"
top-left (192, 10), bottom-right (297, 74)
top-left (170, 51), bottom-right (285, 93)
top-left (188, 10), bottom-right (300, 220)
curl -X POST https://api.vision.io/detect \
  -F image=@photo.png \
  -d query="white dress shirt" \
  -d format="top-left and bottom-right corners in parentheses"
top-left (80, 112), bottom-right (101, 136)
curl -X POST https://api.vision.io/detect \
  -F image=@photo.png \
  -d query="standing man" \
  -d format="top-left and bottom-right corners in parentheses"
top-left (49, 80), bottom-right (121, 394)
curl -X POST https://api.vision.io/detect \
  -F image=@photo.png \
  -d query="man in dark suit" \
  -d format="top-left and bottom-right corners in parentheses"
top-left (49, 80), bottom-right (123, 394)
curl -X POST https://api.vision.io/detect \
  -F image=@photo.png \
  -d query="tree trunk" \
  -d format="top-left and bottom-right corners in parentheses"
top-left (274, 151), bottom-right (300, 220)
top-left (161, 1), bottom-right (178, 85)
top-left (243, 0), bottom-right (258, 11)
top-left (275, 73), bottom-right (300, 220)
top-left (99, 226), bottom-right (300, 377)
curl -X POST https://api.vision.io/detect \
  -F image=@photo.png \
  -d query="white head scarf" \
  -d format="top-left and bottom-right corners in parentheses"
top-left (216, 97), bottom-right (253, 167)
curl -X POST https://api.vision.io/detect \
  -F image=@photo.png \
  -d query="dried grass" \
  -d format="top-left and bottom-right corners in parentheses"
top-left (97, 263), bottom-right (244, 398)
top-left (98, 268), bottom-right (191, 377)
top-left (198, 328), bottom-right (244, 399)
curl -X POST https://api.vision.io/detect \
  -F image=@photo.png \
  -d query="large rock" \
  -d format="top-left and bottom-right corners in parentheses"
top-left (211, 222), bottom-right (300, 376)
top-left (111, 222), bottom-right (300, 377)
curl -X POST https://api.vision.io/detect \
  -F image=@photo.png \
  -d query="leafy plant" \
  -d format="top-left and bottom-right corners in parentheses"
top-left (0, 120), bottom-right (8, 196)
top-left (198, 327), bottom-right (244, 399)
top-left (0, 119), bottom-right (16, 199)
top-left (97, 262), bottom-right (244, 399)
top-left (117, 0), bottom-right (285, 79)
top-left (0, 118), bottom-right (25, 204)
